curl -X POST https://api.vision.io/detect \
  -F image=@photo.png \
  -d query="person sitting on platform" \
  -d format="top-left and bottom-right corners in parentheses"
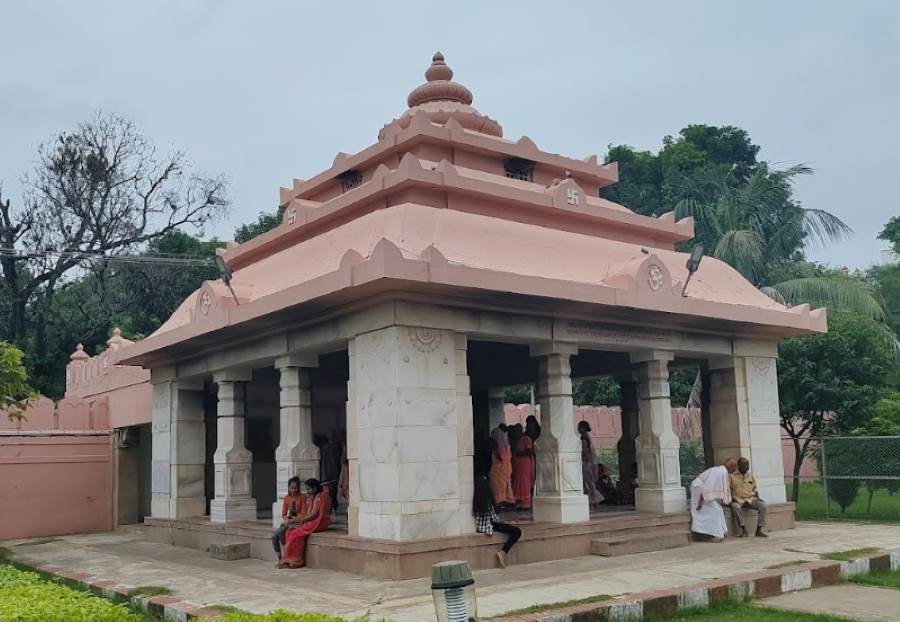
top-left (596, 463), bottom-right (617, 504)
top-left (278, 478), bottom-right (332, 569)
top-left (690, 458), bottom-right (737, 543)
top-left (730, 457), bottom-right (768, 538)
top-left (272, 476), bottom-right (306, 566)
top-left (474, 471), bottom-right (521, 568)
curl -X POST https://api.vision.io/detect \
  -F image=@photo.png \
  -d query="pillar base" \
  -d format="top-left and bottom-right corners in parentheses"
top-left (532, 494), bottom-right (590, 523)
top-left (210, 497), bottom-right (257, 523)
top-left (151, 496), bottom-right (207, 520)
top-left (635, 486), bottom-right (687, 514)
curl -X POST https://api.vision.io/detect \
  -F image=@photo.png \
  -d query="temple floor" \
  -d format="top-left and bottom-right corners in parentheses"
top-left (6, 522), bottom-right (900, 621)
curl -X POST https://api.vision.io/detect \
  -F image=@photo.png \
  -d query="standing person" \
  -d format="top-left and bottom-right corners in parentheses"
top-left (578, 421), bottom-right (604, 505)
top-left (489, 427), bottom-right (515, 507)
top-left (525, 414), bottom-right (542, 497)
top-left (316, 433), bottom-right (342, 512)
top-left (730, 457), bottom-right (769, 537)
top-left (279, 478), bottom-right (332, 569)
top-left (690, 459), bottom-right (737, 542)
top-left (271, 476), bottom-right (307, 566)
top-left (474, 472), bottom-right (521, 568)
top-left (510, 424), bottom-right (534, 510)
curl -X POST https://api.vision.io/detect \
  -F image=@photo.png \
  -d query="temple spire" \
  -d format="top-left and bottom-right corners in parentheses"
top-left (407, 51), bottom-right (474, 108)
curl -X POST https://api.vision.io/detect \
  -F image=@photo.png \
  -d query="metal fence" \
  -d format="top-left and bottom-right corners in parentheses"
top-left (818, 436), bottom-right (900, 519)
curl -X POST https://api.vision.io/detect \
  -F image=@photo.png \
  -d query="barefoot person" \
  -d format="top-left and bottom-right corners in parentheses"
top-left (271, 476), bottom-right (306, 566)
top-left (690, 459), bottom-right (737, 542)
top-left (474, 472), bottom-right (521, 568)
top-left (730, 457), bottom-right (769, 537)
top-left (578, 421), bottom-right (604, 506)
top-left (279, 478), bottom-right (331, 569)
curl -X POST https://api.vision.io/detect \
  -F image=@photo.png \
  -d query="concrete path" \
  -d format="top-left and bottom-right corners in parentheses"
top-left (762, 584), bottom-right (900, 621)
top-left (6, 522), bottom-right (900, 621)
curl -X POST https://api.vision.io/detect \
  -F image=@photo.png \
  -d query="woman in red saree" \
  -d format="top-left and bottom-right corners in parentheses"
top-left (510, 424), bottom-right (534, 510)
top-left (489, 427), bottom-right (515, 507)
top-left (278, 478), bottom-right (331, 569)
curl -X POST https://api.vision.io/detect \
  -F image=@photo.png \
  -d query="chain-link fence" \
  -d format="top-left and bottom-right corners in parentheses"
top-left (817, 436), bottom-right (900, 519)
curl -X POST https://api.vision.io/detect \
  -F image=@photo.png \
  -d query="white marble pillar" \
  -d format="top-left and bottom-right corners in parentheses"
top-left (488, 388), bottom-right (506, 431)
top-left (632, 351), bottom-right (687, 513)
top-left (150, 368), bottom-right (207, 519)
top-left (531, 343), bottom-right (589, 523)
top-left (616, 377), bottom-right (639, 481)
top-left (710, 344), bottom-right (786, 504)
top-left (271, 355), bottom-right (320, 526)
top-left (350, 325), bottom-right (468, 541)
top-left (455, 334), bottom-right (477, 534)
top-left (210, 369), bottom-right (257, 523)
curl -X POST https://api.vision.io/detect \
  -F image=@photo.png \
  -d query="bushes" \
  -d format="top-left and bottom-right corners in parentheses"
top-left (0, 564), bottom-right (144, 622)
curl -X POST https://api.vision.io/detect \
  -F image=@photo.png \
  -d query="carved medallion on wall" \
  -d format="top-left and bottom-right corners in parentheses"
top-left (199, 291), bottom-right (212, 315)
top-left (408, 327), bottom-right (442, 353)
top-left (750, 357), bottom-right (772, 376)
top-left (648, 264), bottom-right (664, 291)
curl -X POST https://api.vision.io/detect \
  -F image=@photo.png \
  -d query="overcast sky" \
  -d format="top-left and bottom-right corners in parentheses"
top-left (2, 1), bottom-right (898, 268)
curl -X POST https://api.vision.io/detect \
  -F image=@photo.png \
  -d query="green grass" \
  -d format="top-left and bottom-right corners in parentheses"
top-left (821, 547), bottom-right (881, 562)
top-left (0, 563), bottom-right (154, 622)
top-left (643, 601), bottom-right (855, 621)
top-left (493, 593), bottom-right (611, 616)
top-left (850, 568), bottom-right (900, 590)
top-left (127, 585), bottom-right (174, 598)
top-left (791, 482), bottom-right (900, 523)
top-left (215, 609), bottom-right (388, 621)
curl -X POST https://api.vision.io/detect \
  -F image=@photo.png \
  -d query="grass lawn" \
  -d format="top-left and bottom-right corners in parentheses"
top-left (643, 601), bottom-right (855, 621)
top-left (850, 568), bottom-right (900, 590)
top-left (790, 481), bottom-right (900, 523)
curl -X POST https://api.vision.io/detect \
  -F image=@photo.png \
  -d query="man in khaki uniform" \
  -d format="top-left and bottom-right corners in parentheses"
top-left (730, 457), bottom-right (768, 537)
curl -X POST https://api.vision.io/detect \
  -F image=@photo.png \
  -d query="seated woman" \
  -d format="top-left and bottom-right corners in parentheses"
top-left (474, 472), bottom-right (521, 568)
top-left (596, 463), bottom-right (618, 504)
top-left (278, 478), bottom-right (331, 569)
top-left (271, 476), bottom-right (307, 567)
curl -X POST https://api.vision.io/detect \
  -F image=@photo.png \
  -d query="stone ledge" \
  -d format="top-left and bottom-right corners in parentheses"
top-left (489, 548), bottom-right (900, 622)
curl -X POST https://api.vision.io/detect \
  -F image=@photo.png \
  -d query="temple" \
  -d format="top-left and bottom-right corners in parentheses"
top-left (70, 53), bottom-right (825, 578)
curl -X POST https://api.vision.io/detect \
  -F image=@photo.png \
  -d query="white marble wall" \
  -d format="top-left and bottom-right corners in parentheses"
top-left (708, 355), bottom-right (786, 504)
top-left (532, 347), bottom-right (589, 523)
top-left (210, 370), bottom-right (258, 522)
top-left (150, 377), bottom-right (206, 519)
top-left (272, 358), bottom-right (320, 526)
top-left (632, 352), bottom-right (687, 513)
top-left (349, 325), bottom-right (471, 541)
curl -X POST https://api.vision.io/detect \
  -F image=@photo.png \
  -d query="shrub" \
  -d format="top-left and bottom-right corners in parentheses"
top-left (0, 564), bottom-right (143, 621)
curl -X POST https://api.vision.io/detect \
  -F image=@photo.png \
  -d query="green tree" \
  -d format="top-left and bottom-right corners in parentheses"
top-left (234, 208), bottom-right (283, 243)
top-left (878, 215), bottom-right (900, 254)
top-left (779, 313), bottom-right (897, 502)
top-left (0, 340), bottom-right (37, 419)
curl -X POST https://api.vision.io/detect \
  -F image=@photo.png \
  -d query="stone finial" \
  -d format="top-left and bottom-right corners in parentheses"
top-left (107, 327), bottom-right (134, 351)
top-left (70, 343), bottom-right (90, 362)
top-left (407, 51), bottom-right (474, 108)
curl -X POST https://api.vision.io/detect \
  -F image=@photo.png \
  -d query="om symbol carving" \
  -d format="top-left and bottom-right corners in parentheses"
top-left (199, 291), bottom-right (212, 315)
top-left (648, 264), bottom-right (664, 291)
top-left (408, 327), bottom-right (442, 353)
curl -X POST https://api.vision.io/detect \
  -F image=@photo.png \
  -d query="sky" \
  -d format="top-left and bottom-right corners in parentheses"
top-left (1, 1), bottom-right (898, 269)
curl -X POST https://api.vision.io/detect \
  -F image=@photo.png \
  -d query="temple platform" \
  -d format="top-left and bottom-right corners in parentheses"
top-left (145, 504), bottom-right (795, 579)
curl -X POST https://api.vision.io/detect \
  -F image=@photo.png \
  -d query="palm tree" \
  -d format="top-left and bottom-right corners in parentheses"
top-left (674, 164), bottom-right (898, 353)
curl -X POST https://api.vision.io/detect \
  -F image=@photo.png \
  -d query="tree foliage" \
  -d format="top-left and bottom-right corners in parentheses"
top-left (878, 215), bottom-right (900, 254)
top-left (0, 340), bottom-right (37, 419)
top-left (234, 208), bottom-right (283, 243)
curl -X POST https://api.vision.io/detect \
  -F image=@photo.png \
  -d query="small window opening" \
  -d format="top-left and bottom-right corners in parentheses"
top-left (338, 169), bottom-right (363, 192)
top-left (504, 158), bottom-right (534, 182)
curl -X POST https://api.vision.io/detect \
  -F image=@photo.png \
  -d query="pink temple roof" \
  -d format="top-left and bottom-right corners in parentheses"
top-left (119, 53), bottom-right (825, 366)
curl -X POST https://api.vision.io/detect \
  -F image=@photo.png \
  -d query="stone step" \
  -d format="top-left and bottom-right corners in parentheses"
top-left (590, 528), bottom-right (691, 557)
top-left (209, 541), bottom-right (251, 561)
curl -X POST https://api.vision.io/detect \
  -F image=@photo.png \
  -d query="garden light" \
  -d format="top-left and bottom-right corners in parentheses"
top-left (681, 244), bottom-right (705, 297)
top-left (431, 560), bottom-right (478, 622)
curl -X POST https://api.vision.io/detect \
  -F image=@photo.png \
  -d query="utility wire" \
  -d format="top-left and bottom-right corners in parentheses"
top-left (0, 247), bottom-right (216, 267)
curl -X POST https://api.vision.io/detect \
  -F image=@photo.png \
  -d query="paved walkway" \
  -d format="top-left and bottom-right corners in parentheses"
top-left (6, 522), bottom-right (900, 621)
top-left (763, 584), bottom-right (900, 621)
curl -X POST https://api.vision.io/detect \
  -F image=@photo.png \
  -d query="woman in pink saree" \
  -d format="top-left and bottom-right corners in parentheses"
top-left (489, 427), bottom-right (515, 507)
top-left (279, 479), bottom-right (332, 569)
